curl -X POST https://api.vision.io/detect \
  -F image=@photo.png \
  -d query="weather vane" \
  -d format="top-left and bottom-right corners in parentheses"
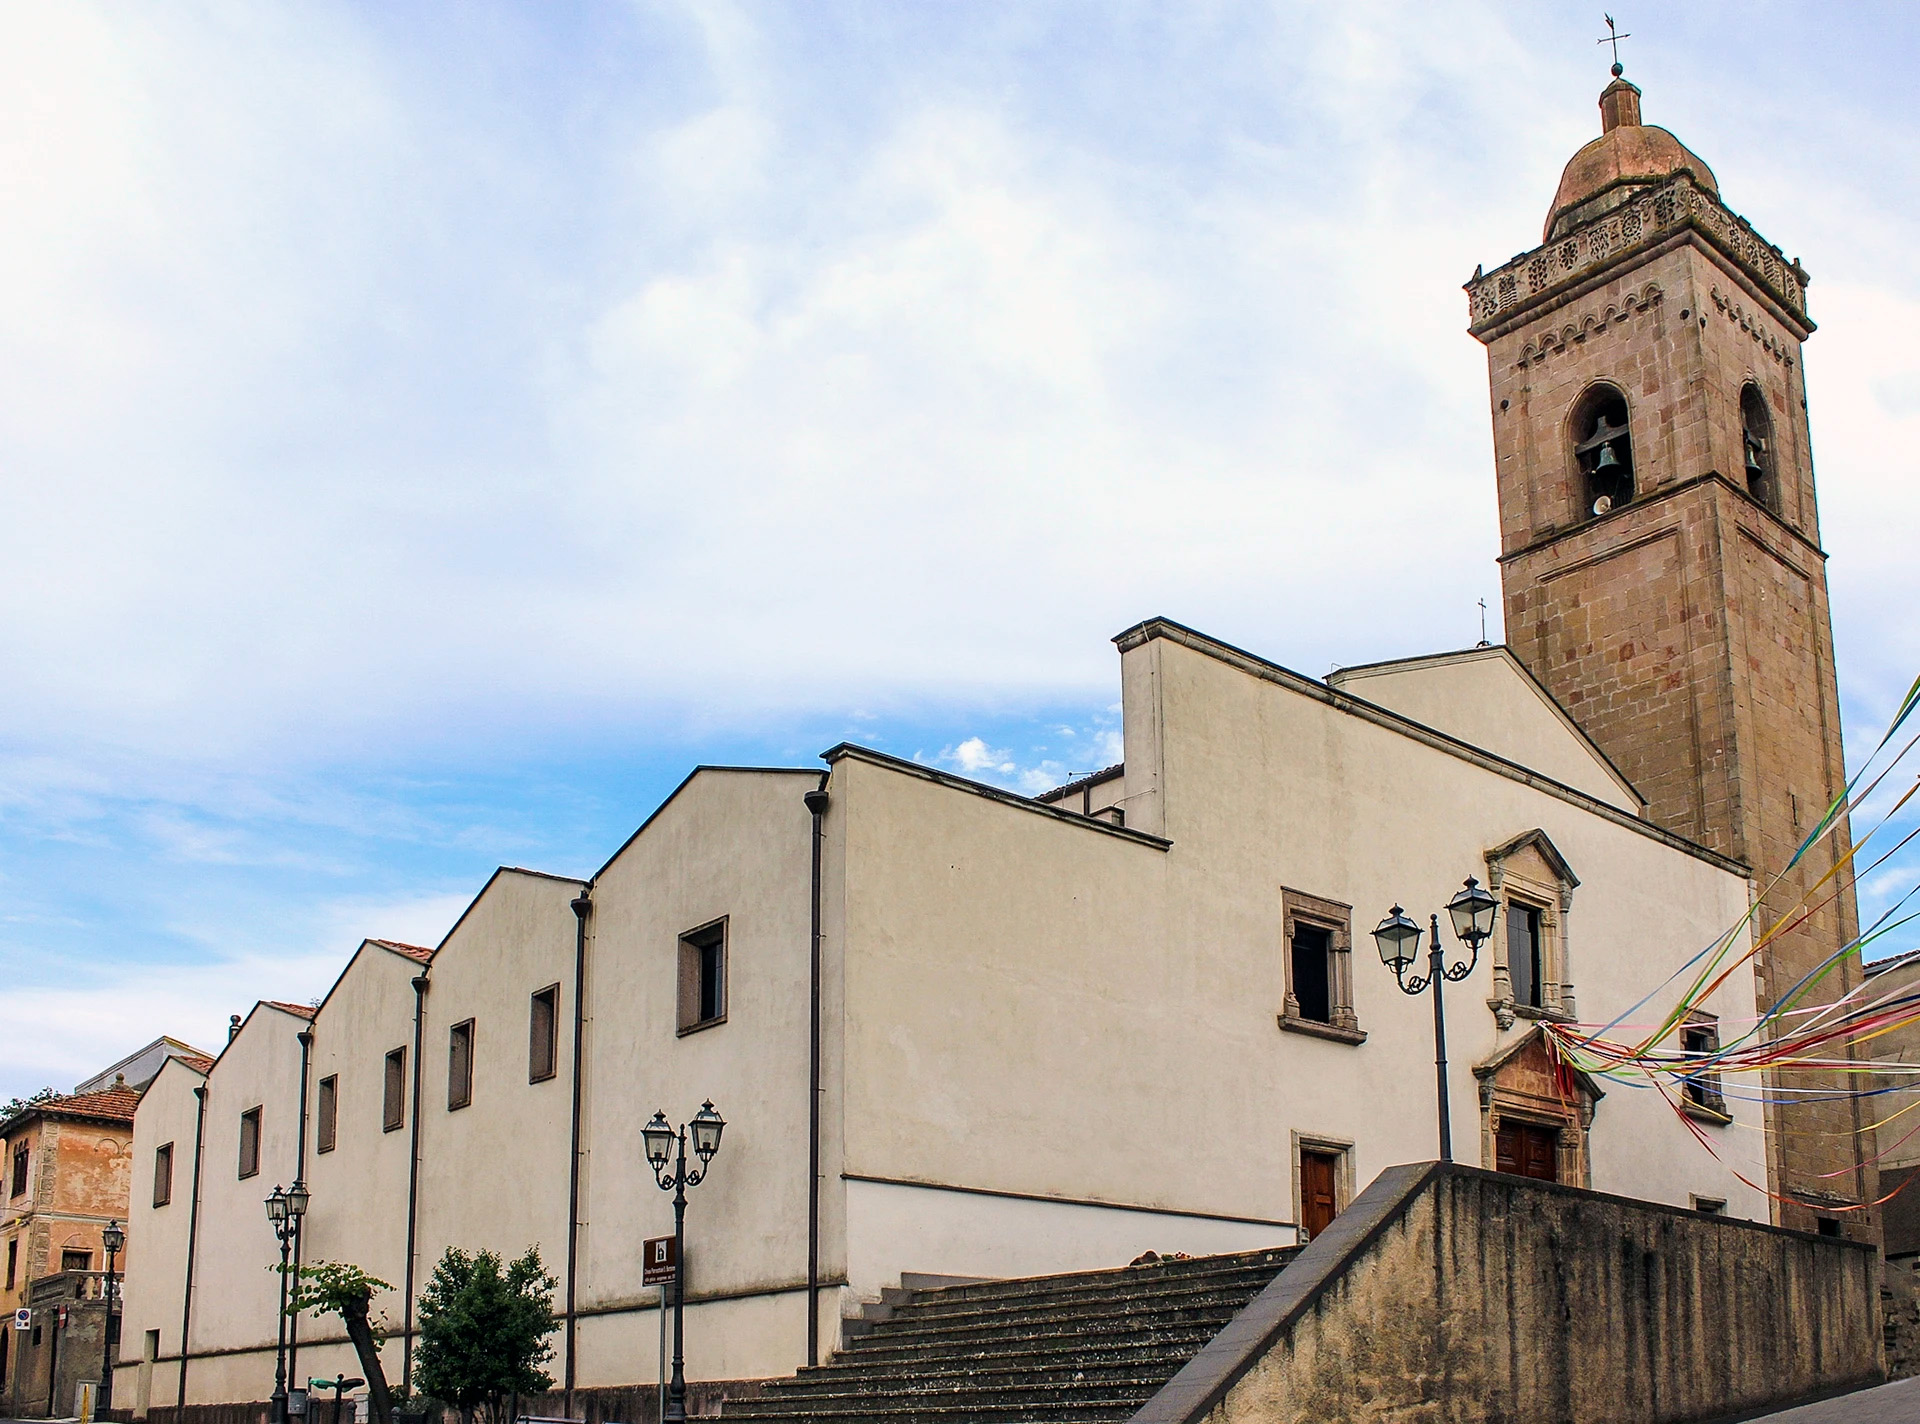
top-left (1598, 14), bottom-right (1630, 78)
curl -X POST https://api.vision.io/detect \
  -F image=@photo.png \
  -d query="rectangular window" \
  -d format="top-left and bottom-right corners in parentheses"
top-left (9, 1143), bottom-right (26, 1198)
top-left (384, 1048), bottom-right (407, 1132)
top-left (448, 1020), bottom-right (475, 1110)
top-left (238, 1106), bottom-right (262, 1179)
top-left (1508, 904), bottom-right (1543, 1009)
top-left (1692, 1196), bottom-right (1727, 1215)
top-left (316, 1076), bottom-right (338, 1154)
top-left (6, 1237), bottom-right (15, 1288)
top-left (1681, 1016), bottom-right (1726, 1116)
top-left (529, 985), bottom-right (560, 1083)
top-left (61, 1249), bottom-right (91, 1273)
top-left (153, 1142), bottom-right (175, 1207)
top-left (678, 920), bottom-right (728, 1034)
top-left (1290, 925), bottom-right (1333, 1024)
top-left (1278, 889), bottom-right (1363, 1043)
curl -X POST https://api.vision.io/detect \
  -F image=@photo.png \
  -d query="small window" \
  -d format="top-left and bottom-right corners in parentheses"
top-left (10, 1143), bottom-right (26, 1198)
top-left (316, 1076), bottom-right (338, 1154)
top-left (237, 1107), bottom-right (262, 1179)
top-left (529, 984), bottom-right (560, 1083)
top-left (62, 1249), bottom-right (92, 1273)
top-left (1290, 926), bottom-right (1332, 1024)
top-left (1507, 904), bottom-right (1544, 1010)
top-left (153, 1142), bottom-right (175, 1207)
top-left (448, 1020), bottom-right (475, 1110)
top-left (383, 1048), bottom-right (407, 1133)
top-left (1277, 889), bottom-right (1363, 1043)
top-left (1681, 1016), bottom-right (1727, 1118)
top-left (1741, 383), bottom-right (1778, 511)
top-left (678, 920), bottom-right (728, 1034)
top-left (1572, 384), bottom-right (1634, 517)
top-left (1693, 1196), bottom-right (1727, 1216)
top-left (6, 1237), bottom-right (16, 1288)
top-left (1817, 1218), bottom-right (1842, 1238)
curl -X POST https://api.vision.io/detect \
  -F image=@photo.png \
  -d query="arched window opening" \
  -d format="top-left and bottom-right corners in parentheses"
top-left (1741, 383), bottom-right (1777, 510)
top-left (1572, 385), bottom-right (1634, 518)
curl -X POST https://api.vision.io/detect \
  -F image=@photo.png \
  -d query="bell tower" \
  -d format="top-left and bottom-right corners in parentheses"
top-left (1467, 74), bottom-right (1871, 1232)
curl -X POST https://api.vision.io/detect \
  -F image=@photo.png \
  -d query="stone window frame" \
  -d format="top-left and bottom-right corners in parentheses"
top-left (1277, 888), bottom-right (1366, 1046)
top-left (1484, 830), bottom-right (1580, 1031)
top-left (1678, 1011), bottom-right (1731, 1125)
top-left (1290, 1130), bottom-right (1356, 1243)
top-left (1568, 380), bottom-right (1637, 521)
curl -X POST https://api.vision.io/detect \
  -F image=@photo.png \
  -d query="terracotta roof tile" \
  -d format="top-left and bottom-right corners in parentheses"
top-left (263, 1000), bottom-right (318, 1020)
top-left (178, 1055), bottom-right (215, 1074)
top-left (15, 1086), bottom-right (142, 1126)
top-left (367, 939), bottom-right (434, 963)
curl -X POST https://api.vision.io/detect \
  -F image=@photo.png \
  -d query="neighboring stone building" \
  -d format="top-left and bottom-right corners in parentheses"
top-left (2, 1082), bottom-right (143, 1417)
top-left (112, 69), bottom-right (1875, 1416)
top-left (1466, 74), bottom-right (1872, 1235)
top-left (1864, 950), bottom-right (1920, 1264)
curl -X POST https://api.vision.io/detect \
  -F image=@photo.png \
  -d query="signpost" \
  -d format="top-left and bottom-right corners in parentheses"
top-left (11, 1308), bottom-right (28, 1331)
top-left (643, 1237), bottom-right (678, 1424)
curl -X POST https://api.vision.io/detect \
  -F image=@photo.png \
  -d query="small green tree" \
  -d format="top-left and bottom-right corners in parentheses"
top-left (0, 1087), bottom-right (58, 1129)
top-left (412, 1246), bottom-right (557, 1424)
top-left (284, 1262), bottom-right (398, 1424)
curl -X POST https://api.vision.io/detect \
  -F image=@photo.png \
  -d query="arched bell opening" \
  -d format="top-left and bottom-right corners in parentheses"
top-left (1741, 382), bottom-right (1778, 512)
top-left (1570, 384), bottom-right (1634, 519)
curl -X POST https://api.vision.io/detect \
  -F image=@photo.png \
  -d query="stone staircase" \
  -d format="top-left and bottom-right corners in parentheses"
top-left (725, 1245), bottom-right (1299, 1424)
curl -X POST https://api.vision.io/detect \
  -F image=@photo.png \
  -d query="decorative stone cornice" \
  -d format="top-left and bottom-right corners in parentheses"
top-left (1466, 173), bottom-right (1810, 342)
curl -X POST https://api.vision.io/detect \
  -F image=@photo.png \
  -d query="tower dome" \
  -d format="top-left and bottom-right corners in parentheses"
top-left (1544, 78), bottom-right (1717, 242)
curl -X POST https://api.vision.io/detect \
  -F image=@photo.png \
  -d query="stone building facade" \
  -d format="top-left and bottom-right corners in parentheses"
top-left (2, 1083), bottom-right (144, 1417)
top-left (1466, 76), bottom-right (1871, 1234)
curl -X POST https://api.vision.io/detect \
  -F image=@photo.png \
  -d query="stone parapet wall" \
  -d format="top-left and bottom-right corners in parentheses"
top-left (1136, 1162), bottom-right (1881, 1424)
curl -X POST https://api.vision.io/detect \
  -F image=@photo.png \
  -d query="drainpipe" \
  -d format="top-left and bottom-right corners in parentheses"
top-left (290, 1028), bottom-right (313, 1388)
top-left (803, 781), bottom-right (830, 1367)
top-left (564, 889), bottom-right (592, 1412)
top-left (402, 973), bottom-right (429, 1392)
top-left (176, 1084), bottom-right (209, 1408)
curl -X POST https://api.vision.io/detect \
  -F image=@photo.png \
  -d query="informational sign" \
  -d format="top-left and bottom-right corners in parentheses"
top-left (11, 1308), bottom-right (27, 1330)
top-left (642, 1235), bottom-right (678, 1286)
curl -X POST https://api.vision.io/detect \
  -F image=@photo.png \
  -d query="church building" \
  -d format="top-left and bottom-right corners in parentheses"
top-left (111, 69), bottom-right (1866, 1415)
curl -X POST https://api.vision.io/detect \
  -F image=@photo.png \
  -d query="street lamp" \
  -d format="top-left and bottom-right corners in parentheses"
top-left (265, 1183), bottom-right (309, 1424)
top-left (644, 1101), bottom-right (726, 1424)
top-left (99, 1218), bottom-right (125, 1410)
top-left (1373, 877), bottom-right (1499, 1162)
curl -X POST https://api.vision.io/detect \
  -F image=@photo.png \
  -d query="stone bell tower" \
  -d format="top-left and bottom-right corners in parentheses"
top-left (1466, 73), bottom-right (1871, 1233)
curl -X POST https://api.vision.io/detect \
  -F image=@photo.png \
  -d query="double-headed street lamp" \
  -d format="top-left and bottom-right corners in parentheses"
top-left (1373, 877), bottom-right (1500, 1162)
top-left (265, 1182), bottom-right (310, 1424)
top-left (99, 1218), bottom-right (125, 1411)
top-left (642, 1102), bottom-right (726, 1424)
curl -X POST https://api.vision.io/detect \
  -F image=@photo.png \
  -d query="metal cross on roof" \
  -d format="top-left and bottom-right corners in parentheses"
top-left (1598, 14), bottom-right (1631, 77)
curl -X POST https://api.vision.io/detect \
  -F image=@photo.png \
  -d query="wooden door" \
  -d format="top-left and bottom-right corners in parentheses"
top-left (1301, 1151), bottom-right (1339, 1240)
top-left (1494, 1122), bottom-right (1560, 1182)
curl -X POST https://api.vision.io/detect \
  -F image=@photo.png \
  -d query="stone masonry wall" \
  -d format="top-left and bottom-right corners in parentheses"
top-left (1194, 1165), bottom-right (1879, 1424)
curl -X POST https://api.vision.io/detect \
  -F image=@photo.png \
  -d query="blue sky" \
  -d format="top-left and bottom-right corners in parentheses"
top-left (3, 2), bottom-right (1917, 1099)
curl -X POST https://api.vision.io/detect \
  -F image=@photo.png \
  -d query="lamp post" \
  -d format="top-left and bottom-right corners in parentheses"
top-left (99, 1218), bottom-right (125, 1411)
top-left (1372, 877), bottom-right (1499, 1162)
top-left (265, 1182), bottom-right (310, 1424)
top-left (642, 1102), bottom-right (726, 1424)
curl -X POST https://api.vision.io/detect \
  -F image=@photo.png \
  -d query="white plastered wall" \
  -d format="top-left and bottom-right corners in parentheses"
top-left (116, 1056), bottom-right (207, 1413)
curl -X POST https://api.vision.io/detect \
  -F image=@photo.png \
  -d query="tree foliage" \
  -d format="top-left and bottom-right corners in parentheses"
top-left (285, 1261), bottom-right (398, 1424)
top-left (0, 1087), bottom-right (59, 1129)
top-left (412, 1246), bottom-right (557, 1424)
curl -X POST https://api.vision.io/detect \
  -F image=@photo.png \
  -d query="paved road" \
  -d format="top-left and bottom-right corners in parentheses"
top-left (1743, 1376), bottom-right (1920, 1421)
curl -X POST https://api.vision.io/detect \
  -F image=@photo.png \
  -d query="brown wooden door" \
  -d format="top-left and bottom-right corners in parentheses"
top-left (1301, 1151), bottom-right (1339, 1240)
top-left (1495, 1122), bottom-right (1560, 1182)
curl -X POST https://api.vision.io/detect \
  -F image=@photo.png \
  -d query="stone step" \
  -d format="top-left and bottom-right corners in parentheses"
top-left (890, 1261), bottom-right (1286, 1324)
top-left (810, 1324), bottom-right (1220, 1375)
top-left (898, 1247), bottom-right (1292, 1307)
top-left (770, 1352), bottom-right (1205, 1396)
top-left (838, 1297), bottom-right (1247, 1352)
top-left (721, 1397), bottom-right (1146, 1424)
top-left (726, 1374), bottom-right (1175, 1412)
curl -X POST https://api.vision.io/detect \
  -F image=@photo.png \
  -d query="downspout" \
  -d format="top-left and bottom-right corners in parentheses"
top-left (564, 889), bottom-right (592, 1412)
top-left (803, 782), bottom-right (830, 1367)
top-left (291, 1028), bottom-right (313, 1388)
top-left (176, 1084), bottom-right (209, 1408)
top-left (402, 973), bottom-right (429, 1392)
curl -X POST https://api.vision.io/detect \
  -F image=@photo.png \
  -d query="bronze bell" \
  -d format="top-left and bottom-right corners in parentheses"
top-left (1595, 441), bottom-right (1620, 470)
top-left (1745, 438), bottom-right (1764, 477)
